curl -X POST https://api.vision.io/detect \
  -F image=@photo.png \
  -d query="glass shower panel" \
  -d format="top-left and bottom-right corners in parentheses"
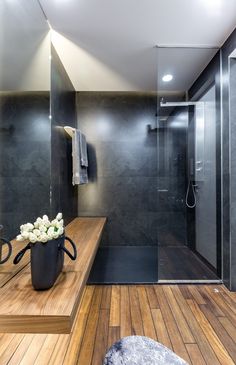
top-left (156, 47), bottom-right (221, 281)
top-left (195, 86), bottom-right (217, 270)
top-left (85, 92), bottom-right (159, 284)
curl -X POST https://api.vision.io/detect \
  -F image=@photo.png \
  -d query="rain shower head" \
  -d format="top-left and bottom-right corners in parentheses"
top-left (160, 101), bottom-right (204, 107)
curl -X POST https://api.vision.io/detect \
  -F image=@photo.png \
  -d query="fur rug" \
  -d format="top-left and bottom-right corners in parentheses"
top-left (103, 336), bottom-right (188, 365)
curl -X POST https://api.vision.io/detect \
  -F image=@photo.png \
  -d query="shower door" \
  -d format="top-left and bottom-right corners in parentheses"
top-left (195, 85), bottom-right (217, 271)
top-left (156, 47), bottom-right (222, 282)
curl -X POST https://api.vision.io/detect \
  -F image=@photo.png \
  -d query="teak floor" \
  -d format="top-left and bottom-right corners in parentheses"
top-left (0, 284), bottom-right (236, 365)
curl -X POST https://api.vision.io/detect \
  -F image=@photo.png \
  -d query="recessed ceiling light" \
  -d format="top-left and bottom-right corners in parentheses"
top-left (162, 74), bottom-right (173, 82)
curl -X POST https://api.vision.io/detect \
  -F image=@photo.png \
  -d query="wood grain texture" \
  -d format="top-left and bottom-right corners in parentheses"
top-left (151, 308), bottom-right (172, 349)
top-left (137, 286), bottom-right (157, 340)
top-left (129, 286), bottom-right (144, 336)
top-left (109, 285), bottom-right (120, 327)
top-left (0, 239), bottom-right (29, 288)
top-left (187, 299), bottom-right (234, 365)
top-left (0, 284), bottom-right (236, 365)
top-left (154, 286), bottom-right (191, 363)
top-left (162, 285), bottom-right (195, 344)
top-left (77, 286), bottom-right (103, 365)
top-left (0, 217), bottom-right (106, 333)
top-left (62, 286), bottom-right (95, 365)
top-left (120, 286), bottom-right (131, 338)
top-left (186, 343), bottom-right (206, 365)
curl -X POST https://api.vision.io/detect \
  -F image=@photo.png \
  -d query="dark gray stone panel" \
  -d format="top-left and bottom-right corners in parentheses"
top-left (229, 57), bottom-right (236, 290)
top-left (77, 92), bottom-right (188, 253)
top-left (50, 45), bottom-right (78, 224)
top-left (0, 92), bottom-right (50, 239)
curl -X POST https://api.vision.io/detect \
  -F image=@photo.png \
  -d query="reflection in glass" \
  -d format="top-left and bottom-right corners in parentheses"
top-left (0, 1), bottom-right (50, 244)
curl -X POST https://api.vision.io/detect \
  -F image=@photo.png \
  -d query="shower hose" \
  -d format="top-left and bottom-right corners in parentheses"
top-left (185, 180), bottom-right (197, 208)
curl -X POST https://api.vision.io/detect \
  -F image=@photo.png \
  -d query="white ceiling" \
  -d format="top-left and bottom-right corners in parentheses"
top-left (40, 0), bottom-right (236, 91)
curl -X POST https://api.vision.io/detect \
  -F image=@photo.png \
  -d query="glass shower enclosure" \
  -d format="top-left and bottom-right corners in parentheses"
top-left (156, 46), bottom-right (222, 282)
top-left (88, 46), bottom-right (223, 285)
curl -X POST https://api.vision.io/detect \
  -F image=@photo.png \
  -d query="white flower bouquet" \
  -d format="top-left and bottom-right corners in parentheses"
top-left (16, 213), bottom-right (64, 244)
top-left (14, 212), bottom-right (77, 290)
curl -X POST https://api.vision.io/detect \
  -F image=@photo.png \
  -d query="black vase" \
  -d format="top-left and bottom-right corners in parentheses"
top-left (14, 235), bottom-right (77, 290)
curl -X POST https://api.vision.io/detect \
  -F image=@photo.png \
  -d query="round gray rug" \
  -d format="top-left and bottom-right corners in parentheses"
top-left (103, 336), bottom-right (189, 365)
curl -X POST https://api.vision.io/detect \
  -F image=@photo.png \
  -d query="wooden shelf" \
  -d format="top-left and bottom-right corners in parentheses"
top-left (0, 217), bottom-right (106, 334)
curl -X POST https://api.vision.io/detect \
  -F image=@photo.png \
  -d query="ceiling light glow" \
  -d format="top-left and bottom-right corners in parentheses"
top-left (201, 0), bottom-right (222, 15)
top-left (162, 74), bottom-right (173, 82)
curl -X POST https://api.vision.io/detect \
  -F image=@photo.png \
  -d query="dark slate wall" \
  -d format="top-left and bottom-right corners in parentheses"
top-left (50, 45), bottom-right (77, 224)
top-left (76, 92), bottom-right (188, 248)
top-left (225, 31), bottom-right (236, 291)
top-left (0, 92), bottom-right (50, 239)
top-left (77, 92), bottom-right (158, 246)
top-left (0, 46), bottom-right (78, 239)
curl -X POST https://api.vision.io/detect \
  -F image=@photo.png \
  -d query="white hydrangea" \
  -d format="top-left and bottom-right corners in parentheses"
top-left (33, 229), bottom-right (40, 237)
top-left (17, 213), bottom-right (64, 244)
top-left (39, 225), bottom-right (47, 233)
top-left (44, 220), bottom-right (51, 228)
top-left (26, 223), bottom-right (34, 231)
top-left (36, 217), bottom-right (43, 225)
top-left (21, 231), bottom-right (29, 239)
top-left (56, 212), bottom-right (62, 221)
top-left (39, 233), bottom-right (48, 243)
top-left (47, 226), bottom-right (55, 238)
top-left (34, 221), bottom-right (40, 229)
top-left (55, 219), bottom-right (63, 229)
top-left (29, 233), bottom-right (37, 243)
top-left (42, 215), bottom-right (50, 227)
top-left (58, 227), bottom-right (64, 236)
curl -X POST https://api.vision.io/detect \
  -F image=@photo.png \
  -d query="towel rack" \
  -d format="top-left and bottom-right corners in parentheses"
top-left (64, 126), bottom-right (75, 138)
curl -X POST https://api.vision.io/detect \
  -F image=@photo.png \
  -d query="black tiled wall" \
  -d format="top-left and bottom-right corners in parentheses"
top-left (0, 45), bottom-right (78, 240)
top-left (76, 92), bottom-right (188, 247)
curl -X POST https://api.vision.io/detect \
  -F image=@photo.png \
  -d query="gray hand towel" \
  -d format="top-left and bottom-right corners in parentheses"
top-left (79, 132), bottom-right (88, 167)
top-left (72, 129), bottom-right (88, 185)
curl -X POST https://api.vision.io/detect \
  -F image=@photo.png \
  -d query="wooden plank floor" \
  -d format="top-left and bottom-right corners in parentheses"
top-left (0, 285), bottom-right (236, 365)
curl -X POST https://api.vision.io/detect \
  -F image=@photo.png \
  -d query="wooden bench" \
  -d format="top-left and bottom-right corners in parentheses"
top-left (0, 217), bottom-right (106, 334)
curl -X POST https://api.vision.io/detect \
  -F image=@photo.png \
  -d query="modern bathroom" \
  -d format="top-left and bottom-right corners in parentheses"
top-left (0, 1), bottom-right (236, 364)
